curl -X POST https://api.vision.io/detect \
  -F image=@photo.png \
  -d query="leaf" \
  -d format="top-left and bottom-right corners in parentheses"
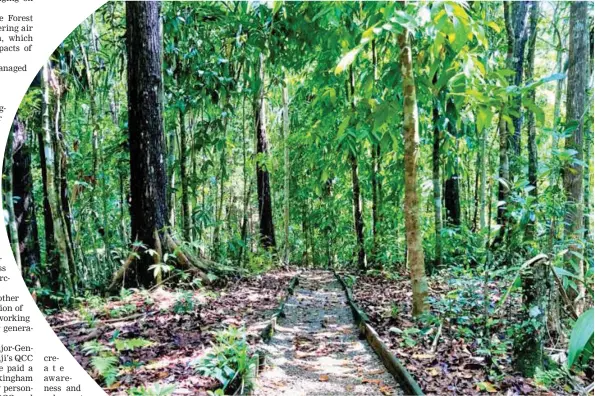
top-left (568, 308), bottom-right (594, 367)
top-left (335, 46), bottom-right (363, 75)
top-left (487, 21), bottom-right (501, 33)
top-left (319, 374), bottom-right (329, 382)
top-left (476, 381), bottom-right (497, 393)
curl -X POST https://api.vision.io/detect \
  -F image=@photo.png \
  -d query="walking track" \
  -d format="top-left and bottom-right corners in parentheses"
top-left (254, 271), bottom-right (402, 395)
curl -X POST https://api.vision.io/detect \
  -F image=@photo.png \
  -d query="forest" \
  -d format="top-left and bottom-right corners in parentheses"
top-left (2, 1), bottom-right (594, 395)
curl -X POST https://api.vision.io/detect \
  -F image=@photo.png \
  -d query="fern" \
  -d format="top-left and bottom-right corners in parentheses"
top-left (128, 384), bottom-right (177, 396)
top-left (90, 355), bottom-right (119, 386)
top-left (114, 338), bottom-right (153, 351)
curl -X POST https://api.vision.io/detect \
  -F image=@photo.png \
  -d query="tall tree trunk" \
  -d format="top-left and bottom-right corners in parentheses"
top-left (514, 3), bottom-right (546, 378)
top-left (370, 40), bottom-right (380, 265)
top-left (348, 65), bottom-right (367, 271)
top-left (4, 124), bottom-right (21, 271)
top-left (282, 79), bottom-right (290, 264)
top-left (432, 105), bottom-right (442, 267)
top-left (254, 54), bottom-right (276, 250)
top-left (479, 126), bottom-right (487, 230)
top-left (11, 116), bottom-right (41, 287)
top-left (505, 1), bottom-right (531, 156)
top-left (41, 62), bottom-right (74, 294)
top-left (525, 3), bottom-right (539, 239)
top-left (399, 31), bottom-right (428, 317)
top-left (126, 1), bottom-right (171, 287)
top-left (563, 1), bottom-right (589, 315)
top-left (179, 110), bottom-right (191, 240)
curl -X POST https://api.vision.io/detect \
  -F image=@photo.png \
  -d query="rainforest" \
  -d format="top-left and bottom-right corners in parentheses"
top-left (3, 1), bottom-right (594, 395)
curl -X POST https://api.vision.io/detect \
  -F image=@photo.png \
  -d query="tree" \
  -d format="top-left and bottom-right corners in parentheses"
top-left (10, 115), bottom-right (41, 286)
top-left (399, 29), bottom-right (428, 316)
top-left (254, 53), bottom-right (276, 250)
top-left (348, 65), bottom-right (367, 271)
top-left (563, 1), bottom-right (590, 315)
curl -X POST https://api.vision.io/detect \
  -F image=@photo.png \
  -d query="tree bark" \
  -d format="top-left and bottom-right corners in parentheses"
top-left (563, 1), bottom-right (589, 315)
top-left (432, 105), bottom-right (442, 267)
top-left (254, 53), bottom-right (276, 250)
top-left (513, 4), bottom-right (545, 378)
top-left (41, 62), bottom-right (74, 294)
top-left (349, 66), bottom-right (367, 271)
top-left (399, 31), bottom-right (428, 316)
top-left (179, 110), bottom-right (191, 240)
top-left (4, 123), bottom-right (21, 271)
top-left (525, 2), bottom-right (539, 239)
top-left (10, 116), bottom-right (41, 286)
top-left (126, 1), bottom-right (170, 287)
top-left (444, 175), bottom-right (461, 227)
top-left (505, 1), bottom-right (531, 156)
top-left (282, 79), bottom-right (290, 264)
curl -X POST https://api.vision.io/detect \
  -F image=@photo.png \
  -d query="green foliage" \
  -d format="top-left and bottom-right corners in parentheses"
top-left (567, 308), bottom-right (594, 368)
top-left (83, 335), bottom-right (153, 386)
top-left (193, 327), bottom-right (258, 394)
top-left (128, 384), bottom-right (177, 396)
top-left (173, 291), bottom-right (197, 314)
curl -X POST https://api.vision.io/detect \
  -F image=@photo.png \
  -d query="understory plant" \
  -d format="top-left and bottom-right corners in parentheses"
top-left (193, 326), bottom-right (258, 394)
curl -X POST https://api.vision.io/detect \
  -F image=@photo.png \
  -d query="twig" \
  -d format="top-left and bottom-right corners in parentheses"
top-left (53, 312), bottom-right (148, 330)
top-left (430, 322), bottom-right (443, 354)
top-left (550, 265), bottom-right (579, 320)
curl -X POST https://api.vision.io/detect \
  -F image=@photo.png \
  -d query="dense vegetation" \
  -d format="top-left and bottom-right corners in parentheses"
top-left (3, 1), bottom-right (593, 393)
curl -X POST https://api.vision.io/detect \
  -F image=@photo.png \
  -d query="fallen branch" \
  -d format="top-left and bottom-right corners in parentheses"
top-left (53, 312), bottom-right (149, 330)
top-left (430, 322), bottom-right (443, 354)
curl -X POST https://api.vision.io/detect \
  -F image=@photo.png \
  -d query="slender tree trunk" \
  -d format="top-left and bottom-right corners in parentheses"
top-left (479, 126), bottom-right (487, 230)
top-left (371, 40), bottom-right (380, 266)
top-left (4, 124), bottom-right (21, 271)
top-left (179, 110), bottom-right (191, 240)
top-left (432, 105), bottom-right (442, 267)
top-left (41, 62), bottom-right (74, 294)
top-left (563, 1), bottom-right (589, 315)
top-left (254, 54), bottom-right (276, 250)
top-left (10, 116), bottom-right (41, 286)
top-left (399, 31), bottom-right (428, 316)
top-left (505, 1), bottom-right (531, 156)
top-left (347, 66), bottom-right (366, 271)
top-left (525, 3), bottom-right (539, 239)
top-left (282, 79), bottom-right (290, 264)
top-left (514, 3), bottom-right (546, 377)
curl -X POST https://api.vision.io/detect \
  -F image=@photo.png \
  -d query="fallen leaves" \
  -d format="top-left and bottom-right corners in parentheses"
top-left (319, 374), bottom-right (329, 382)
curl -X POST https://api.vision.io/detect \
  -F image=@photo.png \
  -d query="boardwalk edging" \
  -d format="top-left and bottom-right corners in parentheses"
top-left (333, 270), bottom-right (425, 396)
top-left (260, 274), bottom-right (300, 343)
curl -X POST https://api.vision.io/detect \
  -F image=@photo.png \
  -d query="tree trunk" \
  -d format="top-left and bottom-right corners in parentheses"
top-left (563, 1), bottom-right (589, 315)
top-left (254, 53), bottom-right (276, 250)
top-left (432, 105), bottom-right (442, 267)
top-left (525, 2), bottom-right (539, 239)
top-left (10, 116), bottom-right (41, 286)
top-left (479, 126), bottom-right (487, 230)
top-left (4, 123), bottom-right (21, 271)
top-left (282, 80), bottom-right (290, 264)
top-left (348, 66), bottom-right (367, 271)
top-left (505, 1), bottom-right (531, 156)
top-left (126, 1), bottom-right (172, 287)
top-left (41, 62), bottom-right (74, 294)
top-left (179, 110), bottom-right (191, 240)
top-left (514, 4), bottom-right (545, 378)
top-left (399, 31), bottom-right (428, 317)
top-left (444, 175), bottom-right (461, 226)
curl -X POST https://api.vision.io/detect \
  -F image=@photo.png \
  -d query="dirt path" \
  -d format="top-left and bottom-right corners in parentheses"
top-left (255, 271), bottom-right (402, 395)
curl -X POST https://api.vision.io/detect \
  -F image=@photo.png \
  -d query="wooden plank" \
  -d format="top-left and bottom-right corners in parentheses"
top-left (333, 271), bottom-right (424, 395)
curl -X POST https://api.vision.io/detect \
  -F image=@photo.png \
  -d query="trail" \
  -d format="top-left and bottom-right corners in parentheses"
top-left (255, 271), bottom-right (401, 395)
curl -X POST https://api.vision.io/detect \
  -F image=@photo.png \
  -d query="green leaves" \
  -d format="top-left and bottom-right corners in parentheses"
top-left (568, 308), bottom-right (594, 368)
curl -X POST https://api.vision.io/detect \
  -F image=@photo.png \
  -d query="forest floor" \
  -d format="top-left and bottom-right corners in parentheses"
top-left (348, 270), bottom-right (582, 395)
top-left (47, 271), bottom-right (297, 395)
top-left (42, 268), bottom-right (586, 395)
top-left (255, 271), bottom-right (400, 395)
